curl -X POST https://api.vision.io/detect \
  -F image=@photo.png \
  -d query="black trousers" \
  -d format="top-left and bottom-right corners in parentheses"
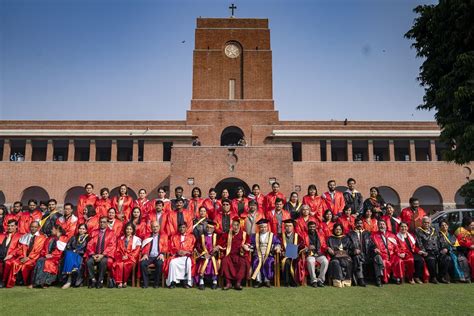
top-left (87, 257), bottom-right (107, 282)
top-left (281, 259), bottom-right (297, 286)
top-left (140, 257), bottom-right (163, 287)
top-left (423, 253), bottom-right (438, 279)
top-left (438, 254), bottom-right (452, 279)
top-left (413, 253), bottom-right (424, 279)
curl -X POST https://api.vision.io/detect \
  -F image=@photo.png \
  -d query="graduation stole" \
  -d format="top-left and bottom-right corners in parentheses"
top-left (251, 232), bottom-right (274, 280)
top-left (199, 233), bottom-right (218, 275)
top-left (225, 230), bottom-right (247, 256)
top-left (193, 217), bottom-right (207, 230)
top-left (440, 231), bottom-right (459, 247)
top-left (281, 233), bottom-right (299, 278)
top-left (39, 210), bottom-right (58, 227)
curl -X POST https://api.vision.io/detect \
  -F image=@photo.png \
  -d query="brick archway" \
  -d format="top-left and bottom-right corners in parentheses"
top-left (220, 126), bottom-right (244, 146)
top-left (413, 186), bottom-right (443, 214)
top-left (21, 186), bottom-right (50, 205)
top-left (215, 177), bottom-right (251, 199)
top-left (64, 186), bottom-right (86, 209)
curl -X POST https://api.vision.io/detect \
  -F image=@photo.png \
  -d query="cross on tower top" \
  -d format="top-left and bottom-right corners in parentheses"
top-left (229, 3), bottom-right (237, 18)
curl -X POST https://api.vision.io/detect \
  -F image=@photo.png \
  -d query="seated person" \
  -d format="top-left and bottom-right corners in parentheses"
top-left (303, 221), bottom-right (328, 288)
top-left (0, 219), bottom-right (22, 288)
top-left (327, 223), bottom-right (353, 288)
top-left (279, 219), bottom-right (305, 287)
top-left (61, 223), bottom-right (89, 288)
top-left (415, 216), bottom-right (440, 284)
top-left (140, 221), bottom-right (168, 288)
top-left (372, 220), bottom-right (403, 286)
top-left (396, 222), bottom-right (424, 284)
top-left (195, 220), bottom-right (219, 290)
top-left (347, 218), bottom-right (373, 287)
top-left (438, 219), bottom-right (470, 283)
top-left (166, 222), bottom-right (195, 289)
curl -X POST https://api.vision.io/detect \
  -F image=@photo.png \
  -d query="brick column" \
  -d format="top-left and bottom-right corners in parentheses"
top-left (430, 140), bottom-right (437, 161)
top-left (326, 140), bottom-right (332, 162)
top-left (347, 140), bottom-right (353, 162)
top-left (111, 140), bottom-right (117, 162)
top-left (132, 140), bottom-right (139, 161)
top-left (302, 141), bottom-right (321, 161)
top-left (144, 140), bottom-right (163, 162)
top-left (368, 140), bottom-right (374, 161)
top-left (388, 140), bottom-right (395, 161)
top-left (46, 140), bottom-right (54, 161)
top-left (67, 140), bottom-right (75, 161)
top-left (409, 140), bottom-right (416, 161)
top-left (2, 139), bottom-right (10, 161)
top-left (89, 140), bottom-right (96, 162)
top-left (24, 139), bottom-right (32, 161)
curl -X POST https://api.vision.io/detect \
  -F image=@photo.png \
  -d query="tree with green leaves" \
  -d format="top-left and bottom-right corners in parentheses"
top-left (405, 0), bottom-right (474, 164)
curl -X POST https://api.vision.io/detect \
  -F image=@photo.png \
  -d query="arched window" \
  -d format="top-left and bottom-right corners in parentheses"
top-left (220, 126), bottom-right (245, 146)
top-left (412, 186), bottom-right (443, 214)
top-left (215, 177), bottom-right (251, 199)
top-left (21, 186), bottom-right (50, 205)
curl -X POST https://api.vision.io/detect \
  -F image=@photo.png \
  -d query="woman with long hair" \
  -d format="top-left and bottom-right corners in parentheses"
top-left (327, 223), bottom-right (353, 288)
top-left (111, 184), bottom-right (134, 222)
top-left (113, 223), bottom-right (142, 288)
top-left (61, 223), bottom-right (89, 288)
top-left (128, 207), bottom-right (148, 240)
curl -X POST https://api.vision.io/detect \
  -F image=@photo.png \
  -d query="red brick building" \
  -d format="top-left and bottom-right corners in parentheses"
top-left (0, 18), bottom-right (470, 213)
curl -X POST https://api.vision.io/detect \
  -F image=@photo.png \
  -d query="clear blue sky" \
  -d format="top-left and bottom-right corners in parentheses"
top-left (0, 0), bottom-right (437, 121)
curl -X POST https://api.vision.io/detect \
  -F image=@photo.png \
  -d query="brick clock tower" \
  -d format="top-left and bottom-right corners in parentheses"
top-left (186, 18), bottom-right (279, 146)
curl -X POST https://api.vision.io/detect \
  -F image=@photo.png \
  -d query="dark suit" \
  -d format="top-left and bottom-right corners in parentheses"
top-left (348, 230), bottom-right (373, 280)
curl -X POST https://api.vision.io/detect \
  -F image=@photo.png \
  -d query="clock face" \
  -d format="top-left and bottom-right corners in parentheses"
top-left (225, 44), bottom-right (240, 58)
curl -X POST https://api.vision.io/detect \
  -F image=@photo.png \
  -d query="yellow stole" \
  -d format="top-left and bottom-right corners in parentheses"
top-left (281, 233), bottom-right (299, 278)
top-left (251, 232), bottom-right (274, 280)
top-left (199, 233), bottom-right (218, 275)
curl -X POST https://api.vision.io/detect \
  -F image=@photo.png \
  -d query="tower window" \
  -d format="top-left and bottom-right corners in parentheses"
top-left (229, 79), bottom-right (235, 100)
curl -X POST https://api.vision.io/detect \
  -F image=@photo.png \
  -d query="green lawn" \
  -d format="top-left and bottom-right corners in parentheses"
top-left (1, 284), bottom-right (473, 315)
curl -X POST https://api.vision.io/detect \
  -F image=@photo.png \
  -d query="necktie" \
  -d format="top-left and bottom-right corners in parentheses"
top-left (177, 211), bottom-right (184, 226)
top-left (27, 235), bottom-right (36, 256)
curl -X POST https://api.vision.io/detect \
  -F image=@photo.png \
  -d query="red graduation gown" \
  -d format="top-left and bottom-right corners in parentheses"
top-left (133, 198), bottom-right (153, 219)
top-left (371, 231), bottom-right (403, 283)
top-left (400, 207), bottom-right (427, 233)
top-left (263, 192), bottom-right (286, 214)
top-left (295, 215), bottom-right (318, 238)
top-left (113, 235), bottom-right (141, 283)
top-left (268, 210), bottom-right (291, 234)
top-left (337, 215), bottom-right (356, 235)
top-left (42, 235), bottom-right (68, 275)
top-left (164, 233), bottom-right (196, 277)
top-left (3, 213), bottom-right (22, 233)
top-left (56, 215), bottom-right (78, 239)
top-left (94, 198), bottom-right (112, 218)
top-left (321, 191), bottom-right (345, 215)
top-left (188, 198), bottom-right (205, 217)
top-left (202, 198), bottom-right (222, 220)
top-left (111, 196), bottom-right (134, 222)
top-left (302, 195), bottom-right (325, 221)
top-left (162, 210), bottom-right (194, 236)
top-left (77, 193), bottom-right (98, 224)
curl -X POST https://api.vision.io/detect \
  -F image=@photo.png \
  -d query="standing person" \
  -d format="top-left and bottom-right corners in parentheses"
top-left (202, 188), bottom-right (221, 221)
top-left (111, 184), bottom-right (134, 222)
top-left (152, 186), bottom-right (171, 214)
top-left (195, 220), bottom-right (220, 290)
top-left (371, 220), bottom-right (403, 286)
top-left (285, 192), bottom-right (303, 220)
top-left (83, 205), bottom-right (99, 232)
top-left (0, 220), bottom-right (22, 288)
top-left (267, 198), bottom-right (291, 235)
top-left (134, 189), bottom-right (152, 219)
top-left (400, 197), bottom-right (427, 233)
top-left (396, 222), bottom-right (424, 284)
top-left (77, 183), bottom-right (98, 225)
top-left (163, 198), bottom-right (194, 236)
top-left (348, 218), bottom-right (372, 287)
top-left (302, 185), bottom-right (325, 221)
top-left (128, 207), bottom-right (148, 240)
top-left (3, 201), bottom-right (23, 233)
top-left (147, 200), bottom-right (166, 233)
top-left (0, 205), bottom-right (6, 234)
top-left (30, 224), bottom-right (68, 288)
top-left (19, 199), bottom-right (43, 232)
top-left (343, 178), bottom-right (364, 215)
top-left (106, 208), bottom-right (123, 237)
top-left (166, 223), bottom-right (195, 289)
top-left (455, 216), bottom-right (474, 282)
top-left (295, 205), bottom-right (317, 238)
top-left (215, 199), bottom-right (234, 235)
top-left (140, 221), bottom-right (168, 288)
top-left (337, 205), bottom-right (356, 235)
top-left (95, 188), bottom-right (112, 218)
top-left (56, 203), bottom-right (78, 239)
top-left (361, 208), bottom-right (378, 233)
top-left (61, 223), bottom-right (89, 289)
top-left (303, 221), bottom-right (328, 287)
top-left (250, 219), bottom-right (281, 288)
top-left (40, 199), bottom-right (62, 237)
top-left (326, 223), bottom-right (353, 288)
top-left (320, 209), bottom-right (335, 239)
top-left (189, 187), bottom-right (205, 217)
top-left (321, 180), bottom-right (345, 217)
top-left (415, 216), bottom-right (440, 284)
top-left (248, 184), bottom-right (265, 213)
top-left (219, 216), bottom-right (250, 290)
top-left (232, 186), bottom-right (249, 217)
top-left (171, 186), bottom-right (189, 210)
top-left (193, 206), bottom-right (209, 239)
top-left (243, 200), bottom-right (264, 236)
top-left (86, 217), bottom-right (117, 289)
top-left (381, 203), bottom-right (401, 234)
top-left (363, 187), bottom-right (386, 219)
top-left (264, 182), bottom-right (286, 214)
top-left (113, 223), bottom-right (142, 288)
top-left (3, 221), bottom-right (46, 288)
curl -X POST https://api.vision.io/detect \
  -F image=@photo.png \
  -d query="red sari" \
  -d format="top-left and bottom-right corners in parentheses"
top-left (113, 235), bottom-right (142, 284)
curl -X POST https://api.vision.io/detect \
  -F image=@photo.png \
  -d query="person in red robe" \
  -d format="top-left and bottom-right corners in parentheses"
top-left (4, 221), bottom-right (46, 288)
top-left (295, 205), bottom-right (317, 238)
top-left (320, 209), bottom-right (335, 239)
top-left (371, 220), bottom-right (403, 286)
top-left (215, 199), bottom-right (235, 235)
top-left (337, 205), bottom-right (356, 235)
top-left (83, 205), bottom-right (100, 232)
top-left (111, 184), bottom-right (134, 222)
top-left (302, 184), bottom-right (325, 221)
top-left (231, 186), bottom-right (249, 218)
top-left (381, 203), bottom-right (401, 234)
top-left (152, 186), bottom-right (172, 214)
top-left (202, 188), bottom-right (221, 220)
top-left (0, 220), bottom-right (26, 288)
top-left (86, 217), bottom-right (116, 288)
top-left (195, 220), bottom-right (220, 290)
top-left (106, 208), bottom-right (123, 238)
top-left (146, 200), bottom-right (166, 234)
top-left (134, 189), bottom-right (153, 219)
top-left (163, 198), bottom-right (194, 236)
top-left (267, 198), bottom-right (291, 235)
top-left (188, 187), bottom-right (205, 217)
top-left (165, 222), bottom-right (196, 288)
top-left (396, 222), bottom-right (424, 284)
top-left (113, 223), bottom-right (142, 288)
top-left (3, 201), bottom-right (23, 233)
top-left (248, 184), bottom-right (265, 213)
top-left (303, 220), bottom-right (329, 287)
top-left (219, 216), bottom-right (250, 290)
top-left (264, 182), bottom-right (286, 214)
top-left (77, 183), bottom-right (98, 225)
top-left (19, 199), bottom-right (43, 233)
top-left (243, 200), bottom-right (265, 236)
top-left (400, 197), bottom-right (427, 233)
top-left (128, 207), bottom-right (148, 240)
top-left (321, 180), bottom-right (345, 217)
top-left (140, 221), bottom-right (168, 288)
top-left (56, 203), bottom-right (78, 239)
top-left (455, 216), bottom-right (474, 281)
top-left (29, 224), bottom-right (68, 288)
top-left (362, 208), bottom-right (378, 233)
top-left (94, 188), bottom-right (112, 218)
